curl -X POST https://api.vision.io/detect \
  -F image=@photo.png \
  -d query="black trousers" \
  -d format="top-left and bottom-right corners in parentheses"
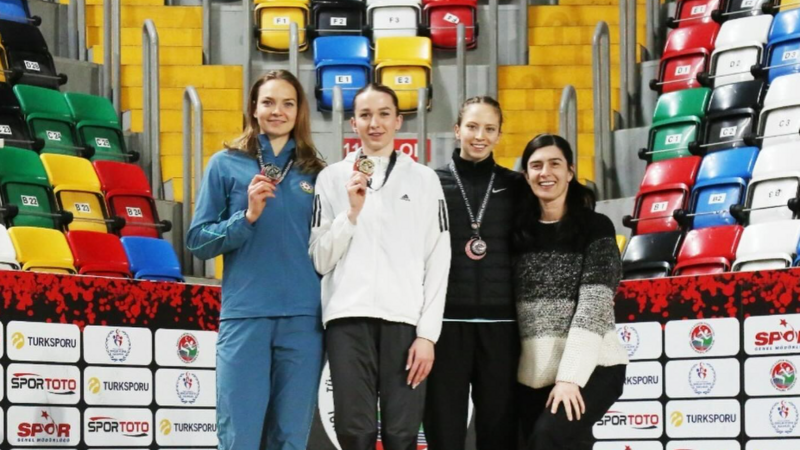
top-left (423, 322), bottom-right (520, 450)
top-left (519, 364), bottom-right (626, 450)
top-left (326, 318), bottom-right (426, 450)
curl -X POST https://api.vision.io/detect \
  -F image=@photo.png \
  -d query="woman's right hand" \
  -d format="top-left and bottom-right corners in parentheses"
top-left (346, 171), bottom-right (369, 224)
top-left (245, 174), bottom-right (276, 224)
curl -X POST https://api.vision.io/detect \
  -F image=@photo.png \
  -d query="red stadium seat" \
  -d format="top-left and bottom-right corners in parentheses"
top-left (66, 230), bottom-right (131, 278)
top-left (667, 0), bottom-right (721, 29)
top-left (423, 0), bottom-right (477, 49)
top-left (652, 23), bottom-right (720, 94)
top-left (673, 225), bottom-right (743, 276)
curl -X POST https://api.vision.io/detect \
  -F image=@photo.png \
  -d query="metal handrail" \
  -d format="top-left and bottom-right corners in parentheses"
top-left (77, 0), bottom-right (86, 61)
top-left (243, 0), bottom-right (253, 116)
top-left (488, 0), bottom-right (498, 98)
top-left (332, 86), bottom-right (344, 163)
top-left (593, 21), bottom-right (612, 200)
top-left (417, 87), bottom-right (428, 166)
top-left (289, 23), bottom-right (299, 77)
top-left (103, 0), bottom-right (111, 99)
top-left (558, 85), bottom-right (578, 164)
top-left (619, 0), bottom-right (636, 128)
top-left (112, 0), bottom-right (121, 114)
top-left (68, 0), bottom-right (76, 59)
top-left (518, 0), bottom-right (528, 64)
top-left (203, 0), bottom-right (210, 63)
top-left (183, 86), bottom-right (204, 277)
top-left (456, 23), bottom-right (466, 110)
top-left (143, 20), bottom-right (161, 199)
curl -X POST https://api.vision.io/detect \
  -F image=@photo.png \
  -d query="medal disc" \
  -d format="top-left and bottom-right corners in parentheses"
top-left (262, 163), bottom-right (282, 181)
top-left (356, 158), bottom-right (376, 176)
top-left (465, 238), bottom-right (487, 261)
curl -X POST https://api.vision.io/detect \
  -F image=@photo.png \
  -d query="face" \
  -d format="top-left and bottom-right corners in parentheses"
top-left (455, 104), bottom-right (501, 162)
top-left (524, 145), bottom-right (574, 204)
top-left (350, 89), bottom-right (403, 152)
top-left (253, 79), bottom-right (298, 139)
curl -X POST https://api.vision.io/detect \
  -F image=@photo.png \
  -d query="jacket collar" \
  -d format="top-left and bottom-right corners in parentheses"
top-left (452, 148), bottom-right (495, 176)
top-left (257, 135), bottom-right (296, 165)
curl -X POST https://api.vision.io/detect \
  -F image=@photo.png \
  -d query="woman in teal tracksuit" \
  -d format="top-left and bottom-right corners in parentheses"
top-left (187, 70), bottom-right (325, 450)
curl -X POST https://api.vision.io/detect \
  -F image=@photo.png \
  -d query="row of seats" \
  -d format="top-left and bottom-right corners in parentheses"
top-left (255, 0), bottom-right (478, 53)
top-left (0, 19), bottom-right (65, 89)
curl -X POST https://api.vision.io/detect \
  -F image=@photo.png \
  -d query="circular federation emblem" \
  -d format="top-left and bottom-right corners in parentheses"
top-left (105, 328), bottom-right (132, 362)
top-left (176, 371), bottom-right (201, 404)
top-left (617, 325), bottom-right (640, 358)
top-left (177, 333), bottom-right (199, 364)
top-left (772, 360), bottom-right (797, 392)
top-left (688, 361), bottom-right (717, 395)
top-left (689, 322), bottom-right (715, 354)
top-left (300, 181), bottom-right (314, 194)
top-left (770, 400), bottom-right (800, 434)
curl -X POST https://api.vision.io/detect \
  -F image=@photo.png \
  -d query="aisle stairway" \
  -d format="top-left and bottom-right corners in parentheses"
top-left (496, 0), bottom-right (646, 183)
top-left (80, 0), bottom-right (243, 203)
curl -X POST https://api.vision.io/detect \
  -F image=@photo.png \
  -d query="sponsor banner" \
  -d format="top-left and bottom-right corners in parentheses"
top-left (745, 314), bottom-right (800, 355)
top-left (745, 356), bottom-right (800, 397)
top-left (616, 322), bottom-right (663, 360)
top-left (665, 358), bottom-right (740, 398)
top-left (84, 326), bottom-right (153, 366)
top-left (666, 399), bottom-right (741, 438)
top-left (745, 439), bottom-right (800, 450)
top-left (7, 406), bottom-right (81, 446)
top-left (84, 407), bottom-right (153, 446)
top-left (84, 366), bottom-right (153, 406)
top-left (666, 440), bottom-right (740, 450)
top-left (155, 369), bottom-right (216, 407)
top-left (7, 321), bottom-right (80, 363)
top-left (7, 363), bottom-right (80, 404)
top-left (594, 441), bottom-right (663, 450)
top-left (155, 408), bottom-right (218, 447)
top-left (155, 329), bottom-right (216, 368)
top-left (665, 318), bottom-right (740, 359)
top-left (745, 397), bottom-right (800, 437)
top-left (620, 361), bottom-right (663, 400)
top-left (593, 401), bottom-right (663, 440)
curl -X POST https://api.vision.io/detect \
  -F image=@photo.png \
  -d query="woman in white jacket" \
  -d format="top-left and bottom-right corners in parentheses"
top-left (309, 83), bottom-right (451, 450)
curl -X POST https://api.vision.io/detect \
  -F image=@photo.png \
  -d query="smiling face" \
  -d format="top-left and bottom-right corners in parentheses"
top-left (253, 79), bottom-right (298, 139)
top-left (524, 145), bottom-right (574, 205)
top-left (350, 89), bottom-right (403, 154)
top-left (455, 103), bottom-right (501, 163)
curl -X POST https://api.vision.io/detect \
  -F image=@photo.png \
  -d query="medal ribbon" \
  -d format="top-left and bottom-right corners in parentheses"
top-left (257, 145), bottom-right (294, 185)
top-left (356, 149), bottom-right (399, 192)
top-left (448, 160), bottom-right (496, 236)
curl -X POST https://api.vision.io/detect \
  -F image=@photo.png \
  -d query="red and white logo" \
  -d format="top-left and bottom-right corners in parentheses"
top-left (593, 401), bottom-right (663, 440)
top-left (8, 406), bottom-right (81, 446)
top-left (746, 315), bottom-right (800, 355)
top-left (84, 408), bottom-right (153, 446)
top-left (8, 364), bottom-right (80, 404)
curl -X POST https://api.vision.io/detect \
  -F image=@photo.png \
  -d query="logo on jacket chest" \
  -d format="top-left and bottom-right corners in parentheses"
top-left (300, 181), bottom-right (314, 194)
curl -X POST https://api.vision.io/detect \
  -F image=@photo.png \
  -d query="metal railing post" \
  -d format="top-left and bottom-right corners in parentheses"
top-left (592, 21), bottom-right (612, 200)
top-left (68, 0), bottom-right (77, 59)
top-left (558, 85), bottom-right (578, 161)
top-left (417, 87), bottom-right (428, 166)
top-left (518, 0), bottom-right (528, 64)
top-left (103, 0), bottom-right (111, 99)
top-left (645, 0), bottom-right (655, 59)
top-left (456, 23), bottom-right (466, 110)
top-left (112, 0), bottom-right (121, 115)
top-left (488, 0), bottom-right (499, 98)
top-left (77, 0), bottom-right (86, 61)
top-left (143, 20), bottom-right (162, 199)
top-left (332, 86), bottom-right (344, 163)
top-left (183, 86), bottom-right (204, 277)
top-left (289, 23), bottom-right (300, 77)
top-left (203, 0), bottom-right (211, 63)
top-left (243, 0), bottom-right (253, 116)
top-left (619, 0), bottom-right (629, 127)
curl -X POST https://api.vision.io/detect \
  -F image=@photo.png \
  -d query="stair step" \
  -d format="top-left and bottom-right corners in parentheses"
top-left (161, 132), bottom-right (240, 156)
top-left (122, 87), bottom-right (242, 111)
top-left (121, 65), bottom-right (243, 88)
top-left (528, 5), bottom-right (646, 27)
top-left (84, 0), bottom-right (164, 5)
top-left (559, 0), bottom-right (646, 5)
top-left (530, 25), bottom-right (647, 46)
top-left (499, 88), bottom-right (620, 111)
top-left (130, 109), bottom-right (242, 133)
top-left (86, 5), bottom-right (202, 29)
top-left (529, 44), bottom-right (621, 66)
top-left (499, 65), bottom-right (620, 89)
top-left (504, 110), bottom-right (597, 134)
top-left (87, 27), bottom-right (203, 47)
top-left (163, 156), bottom-right (212, 184)
top-left (91, 45), bottom-right (203, 66)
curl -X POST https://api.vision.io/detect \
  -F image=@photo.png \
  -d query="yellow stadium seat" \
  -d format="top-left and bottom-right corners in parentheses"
top-left (616, 234), bottom-right (627, 254)
top-left (40, 154), bottom-right (112, 234)
top-left (254, 0), bottom-right (310, 53)
top-left (9, 227), bottom-right (75, 274)
top-left (374, 36), bottom-right (432, 113)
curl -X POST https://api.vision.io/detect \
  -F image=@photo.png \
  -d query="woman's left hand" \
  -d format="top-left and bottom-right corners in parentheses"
top-left (547, 381), bottom-right (586, 421)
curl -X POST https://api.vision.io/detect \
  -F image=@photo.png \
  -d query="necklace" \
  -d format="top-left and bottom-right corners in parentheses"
top-left (354, 150), bottom-right (398, 191)
top-left (449, 160), bottom-right (496, 261)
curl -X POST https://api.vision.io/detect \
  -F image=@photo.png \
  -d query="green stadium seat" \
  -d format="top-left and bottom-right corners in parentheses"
top-left (64, 92), bottom-right (138, 162)
top-left (0, 146), bottom-right (70, 229)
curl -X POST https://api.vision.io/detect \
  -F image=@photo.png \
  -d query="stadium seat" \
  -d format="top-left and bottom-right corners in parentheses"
top-left (667, 0), bottom-right (721, 29)
top-left (758, 8), bottom-right (800, 83)
top-left (0, 146), bottom-right (67, 229)
top-left (13, 84), bottom-right (92, 158)
top-left (651, 23), bottom-right (720, 94)
top-left (741, 141), bottom-right (800, 225)
top-left (0, 20), bottom-right (65, 89)
top-left (732, 220), bottom-right (800, 271)
top-left (93, 160), bottom-right (170, 238)
top-left (701, 15), bottom-right (772, 87)
top-left (0, 0), bottom-right (39, 26)
top-left (374, 36), bottom-right (432, 112)
top-left (121, 236), bottom-right (183, 282)
top-left (0, 224), bottom-right (19, 269)
top-left (640, 88), bottom-right (710, 163)
top-left (8, 226), bottom-right (75, 274)
top-left (624, 156), bottom-right (702, 235)
top-left (310, 0), bottom-right (367, 38)
top-left (0, 82), bottom-right (40, 150)
top-left (254, 0), bottom-right (310, 53)
top-left (674, 225), bottom-right (744, 276)
top-left (753, 72), bottom-right (800, 147)
top-left (40, 154), bottom-right (119, 234)
top-left (622, 231), bottom-right (683, 280)
top-left (711, 0), bottom-right (768, 22)
top-left (686, 147), bottom-right (759, 229)
top-left (63, 92), bottom-right (137, 162)
top-left (696, 80), bottom-right (766, 153)
top-left (66, 230), bottom-right (130, 278)
top-left (367, 0), bottom-right (421, 41)
top-left (314, 36), bottom-right (371, 111)
top-left (423, 0), bottom-right (478, 49)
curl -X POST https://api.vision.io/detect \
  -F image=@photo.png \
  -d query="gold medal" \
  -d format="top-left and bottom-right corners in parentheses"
top-left (356, 157), bottom-right (375, 176)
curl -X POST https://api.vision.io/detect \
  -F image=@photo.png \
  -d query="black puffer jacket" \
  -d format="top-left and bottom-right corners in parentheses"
top-left (436, 150), bottom-right (527, 320)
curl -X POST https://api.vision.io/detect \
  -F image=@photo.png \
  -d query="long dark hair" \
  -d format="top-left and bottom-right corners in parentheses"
top-left (513, 134), bottom-right (596, 251)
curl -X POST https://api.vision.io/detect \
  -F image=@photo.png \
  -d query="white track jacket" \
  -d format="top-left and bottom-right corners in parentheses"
top-left (309, 151), bottom-right (451, 342)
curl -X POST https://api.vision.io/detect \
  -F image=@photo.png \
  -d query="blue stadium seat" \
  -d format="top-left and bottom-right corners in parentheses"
top-left (120, 236), bottom-right (183, 282)
top-left (689, 146), bottom-right (759, 229)
top-left (314, 36), bottom-right (371, 111)
top-left (0, 0), bottom-right (39, 25)
top-left (761, 8), bottom-right (800, 83)
top-left (697, 80), bottom-right (765, 153)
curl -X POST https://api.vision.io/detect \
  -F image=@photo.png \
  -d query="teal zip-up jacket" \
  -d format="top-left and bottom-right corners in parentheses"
top-left (186, 136), bottom-right (321, 319)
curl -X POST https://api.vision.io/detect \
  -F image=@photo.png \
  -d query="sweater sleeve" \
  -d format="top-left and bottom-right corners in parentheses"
top-left (308, 167), bottom-right (357, 275)
top-left (186, 153), bottom-right (256, 260)
top-left (556, 214), bottom-right (622, 387)
top-left (416, 172), bottom-right (452, 343)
